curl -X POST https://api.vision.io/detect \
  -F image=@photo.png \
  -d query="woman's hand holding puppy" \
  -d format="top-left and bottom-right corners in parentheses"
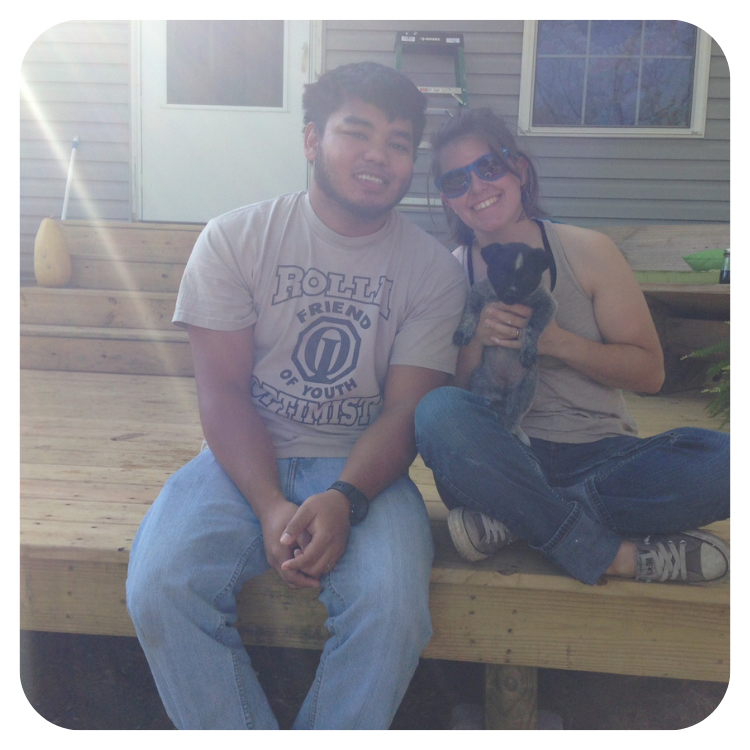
top-left (452, 301), bottom-right (529, 390)
top-left (479, 301), bottom-right (531, 347)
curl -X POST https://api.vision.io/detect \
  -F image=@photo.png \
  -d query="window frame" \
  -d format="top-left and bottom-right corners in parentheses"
top-left (518, 20), bottom-right (713, 138)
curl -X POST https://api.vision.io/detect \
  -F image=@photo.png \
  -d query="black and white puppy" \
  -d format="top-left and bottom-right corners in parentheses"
top-left (453, 242), bottom-right (557, 434)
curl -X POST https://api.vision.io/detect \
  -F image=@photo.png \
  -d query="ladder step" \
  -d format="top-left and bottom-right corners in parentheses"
top-left (418, 86), bottom-right (463, 95)
top-left (397, 32), bottom-right (464, 50)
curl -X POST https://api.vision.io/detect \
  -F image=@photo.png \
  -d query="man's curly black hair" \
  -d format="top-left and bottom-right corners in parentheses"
top-left (302, 61), bottom-right (427, 154)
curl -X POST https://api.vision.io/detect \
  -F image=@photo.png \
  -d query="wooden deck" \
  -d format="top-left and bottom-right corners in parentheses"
top-left (20, 217), bottom-right (731, 727)
top-left (20, 368), bottom-right (729, 684)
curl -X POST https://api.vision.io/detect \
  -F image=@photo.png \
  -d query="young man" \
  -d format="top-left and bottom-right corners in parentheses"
top-left (126, 62), bottom-right (467, 730)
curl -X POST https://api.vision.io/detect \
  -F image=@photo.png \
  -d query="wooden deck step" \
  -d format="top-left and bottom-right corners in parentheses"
top-left (66, 257), bottom-right (186, 292)
top-left (21, 286), bottom-right (178, 330)
top-left (35, 219), bottom-right (201, 291)
top-left (20, 370), bottom-right (729, 681)
top-left (597, 224), bottom-right (730, 272)
top-left (20, 324), bottom-right (192, 376)
top-left (641, 285), bottom-right (729, 320)
top-left (54, 219), bottom-right (203, 260)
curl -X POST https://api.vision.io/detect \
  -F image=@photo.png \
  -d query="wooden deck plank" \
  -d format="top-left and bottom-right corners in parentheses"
top-left (21, 518), bottom-right (138, 562)
top-left (423, 581), bottom-right (728, 680)
top-left (24, 498), bottom-right (154, 524)
top-left (597, 224), bottom-right (730, 271)
top-left (21, 437), bottom-right (201, 469)
top-left (648, 287), bottom-right (728, 321)
top-left (68, 259), bottom-right (186, 292)
top-left (21, 417), bottom-right (204, 442)
top-left (21, 287), bottom-right (179, 330)
top-left (21, 335), bottom-right (193, 376)
top-left (21, 478), bottom-right (161, 503)
top-left (20, 379), bottom-right (200, 424)
top-left (21, 558), bottom-right (137, 637)
top-left (21, 463), bottom-right (182, 487)
top-left (57, 219), bottom-right (202, 262)
top-left (21, 324), bottom-right (188, 342)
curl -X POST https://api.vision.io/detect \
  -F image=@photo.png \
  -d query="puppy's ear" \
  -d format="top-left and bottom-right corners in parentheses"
top-left (530, 247), bottom-right (550, 272)
top-left (480, 243), bottom-right (505, 265)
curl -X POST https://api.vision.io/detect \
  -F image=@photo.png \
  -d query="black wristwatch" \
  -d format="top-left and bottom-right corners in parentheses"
top-left (329, 481), bottom-right (369, 525)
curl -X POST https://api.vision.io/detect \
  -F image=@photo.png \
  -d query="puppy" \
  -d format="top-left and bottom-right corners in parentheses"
top-left (453, 242), bottom-right (557, 435)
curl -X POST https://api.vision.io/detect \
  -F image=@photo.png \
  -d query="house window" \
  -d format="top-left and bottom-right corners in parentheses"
top-left (166, 20), bottom-right (284, 107)
top-left (518, 20), bottom-right (712, 137)
top-left (535, 20), bottom-right (696, 127)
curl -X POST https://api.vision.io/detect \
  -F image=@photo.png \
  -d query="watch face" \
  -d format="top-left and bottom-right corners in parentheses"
top-left (330, 481), bottom-right (369, 525)
top-left (350, 495), bottom-right (368, 525)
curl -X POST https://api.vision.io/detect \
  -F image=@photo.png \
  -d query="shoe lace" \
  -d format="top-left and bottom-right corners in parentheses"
top-left (481, 514), bottom-right (511, 545)
top-left (643, 537), bottom-right (687, 581)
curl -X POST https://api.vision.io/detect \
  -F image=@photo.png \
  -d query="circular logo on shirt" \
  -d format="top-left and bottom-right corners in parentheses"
top-left (292, 317), bottom-right (361, 384)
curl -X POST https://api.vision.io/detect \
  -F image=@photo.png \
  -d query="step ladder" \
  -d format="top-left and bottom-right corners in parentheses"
top-left (394, 31), bottom-right (468, 115)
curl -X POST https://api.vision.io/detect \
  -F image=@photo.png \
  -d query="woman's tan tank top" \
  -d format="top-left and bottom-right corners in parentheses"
top-left (453, 220), bottom-right (638, 443)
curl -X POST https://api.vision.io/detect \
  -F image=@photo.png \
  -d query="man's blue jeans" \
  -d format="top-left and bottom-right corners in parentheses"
top-left (126, 449), bottom-right (434, 729)
top-left (415, 387), bottom-right (729, 585)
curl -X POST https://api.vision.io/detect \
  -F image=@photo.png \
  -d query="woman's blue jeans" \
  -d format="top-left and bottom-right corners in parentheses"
top-left (126, 449), bottom-right (434, 729)
top-left (415, 387), bottom-right (729, 585)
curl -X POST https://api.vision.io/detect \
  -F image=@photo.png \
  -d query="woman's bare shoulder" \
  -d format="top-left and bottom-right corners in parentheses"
top-left (552, 222), bottom-right (619, 254)
top-left (550, 222), bottom-right (635, 294)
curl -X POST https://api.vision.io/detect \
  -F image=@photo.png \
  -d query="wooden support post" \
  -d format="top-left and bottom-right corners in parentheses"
top-left (485, 664), bottom-right (537, 730)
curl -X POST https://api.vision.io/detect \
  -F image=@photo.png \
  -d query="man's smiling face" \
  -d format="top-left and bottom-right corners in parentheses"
top-left (304, 99), bottom-right (416, 236)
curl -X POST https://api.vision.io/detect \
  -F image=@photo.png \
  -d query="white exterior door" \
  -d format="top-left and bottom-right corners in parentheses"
top-left (137, 20), bottom-right (317, 222)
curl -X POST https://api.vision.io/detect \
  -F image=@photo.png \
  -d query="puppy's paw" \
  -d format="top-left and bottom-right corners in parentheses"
top-left (453, 328), bottom-right (473, 347)
top-left (453, 312), bottom-right (479, 347)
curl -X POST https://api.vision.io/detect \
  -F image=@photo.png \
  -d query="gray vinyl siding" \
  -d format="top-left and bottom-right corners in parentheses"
top-left (18, 20), bottom-right (730, 277)
top-left (322, 20), bottom-right (730, 240)
top-left (20, 20), bottom-right (132, 277)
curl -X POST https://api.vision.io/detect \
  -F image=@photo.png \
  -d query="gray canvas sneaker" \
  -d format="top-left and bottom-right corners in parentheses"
top-left (447, 507), bottom-right (516, 562)
top-left (634, 530), bottom-right (729, 583)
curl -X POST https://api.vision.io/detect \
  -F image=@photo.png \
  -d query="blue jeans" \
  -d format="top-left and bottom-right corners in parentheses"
top-left (415, 387), bottom-right (729, 585)
top-left (126, 450), bottom-right (434, 729)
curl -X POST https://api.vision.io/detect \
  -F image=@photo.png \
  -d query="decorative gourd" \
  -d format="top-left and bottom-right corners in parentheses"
top-left (34, 218), bottom-right (72, 287)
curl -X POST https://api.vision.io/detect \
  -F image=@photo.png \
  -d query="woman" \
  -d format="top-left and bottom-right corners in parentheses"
top-left (415, 108), bottom-right (729, 585)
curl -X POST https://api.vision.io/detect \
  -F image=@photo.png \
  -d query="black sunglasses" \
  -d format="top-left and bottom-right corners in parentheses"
top-left (435, 149), bottom-right (511, 198)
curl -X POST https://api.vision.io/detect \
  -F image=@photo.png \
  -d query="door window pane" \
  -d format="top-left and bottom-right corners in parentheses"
top-left (167, 20), bottom-right (284, 107)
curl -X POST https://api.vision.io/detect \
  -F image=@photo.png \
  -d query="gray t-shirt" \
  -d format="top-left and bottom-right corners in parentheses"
top-left (175, 191), bottom-right (467, 458)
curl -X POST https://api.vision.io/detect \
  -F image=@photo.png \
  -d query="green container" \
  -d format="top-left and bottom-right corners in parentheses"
top-left (683, 248), bottom-right (727, 272)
